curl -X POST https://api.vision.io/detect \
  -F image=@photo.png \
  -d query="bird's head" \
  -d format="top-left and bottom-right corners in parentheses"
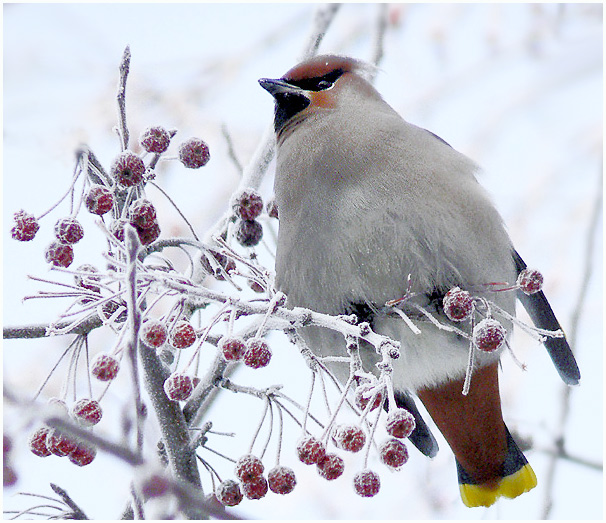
top-left (259, 55), bottom-right (379, 142)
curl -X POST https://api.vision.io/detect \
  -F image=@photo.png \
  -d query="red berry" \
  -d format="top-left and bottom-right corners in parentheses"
top-left (111, 151), bottom-right (145, 188)
top-left (11, 210), bottom-right (39, 241)
top-left (178, 138), bottom-right (210, 169)
top-left (29, 428), bottom-right (52, 457)
top-left (232, 189), bottom-right (264, 221)
top-left (46, 429), bottom-right (78, 457)
top-left (241, 475), bottom-right (268, 500)
top-left (353, 469), bottom-right (381, 497)
top-left (91, 353), bottom-right (120, 381)
top-left (379, 438), bottom-right (409, 470)
top-left (316, 453), bottom-right (344, 481)
top-left (215, 479), bottom-right (243, 507)
top-left (200, 250), bottom-right (236, 280)
top-left (235, 454), bottom-right (264, 482)
top-left (54, 217), bottom-right (84, 244)
top-left (385, 408), bottom-right (415, 439)
top-left (473, 318), bottom-right (507, 353)
top-left (517, 268), bottom-right (544, 295)
top-left (68, 441), bottom-right (96, 466)
top-left (164, 373), bottom-right (193, 401)
top-left (354, 382), bottom-right (384, 412)
top-left (45, 241), bottom-right (74, 268)
top-left (4, 465), bottom-right (17, 487)
top-left (72, 399), bottom-right (103, 426)
top-left (140, 320), bottom-right (168, 348)
top-left (268, 466), bottom-right (297, 495)
top-left (141, 474), bottom-right (170, 498)
top-left (297, 436), bottom-right (326, 465)
top-left (443, 287), bottom-right (474, 322)
top-left (140, 126), bottom-right (171, 154)
top-left (85, 185), bottom-right (114, 215)
top-left (129, 199), bottom-right (157, 229)
top-left (136, 221), bottom-right (160, 245)
top-left (169, 320), bottom-right (197, 349)
top-left (235, 219), bottom-right (263, 247)
top-left (266, 198), bottom-right (279, 219)
top-left (243, 338), bottom-right (272, 369)
top-left (74, 264), bottom-right (101, 293)
top-left (334, 424), bottom-right (366, 453)
top-left (219, 336), bottom-right (247, 361)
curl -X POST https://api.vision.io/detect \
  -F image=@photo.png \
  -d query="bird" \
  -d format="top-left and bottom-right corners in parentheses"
top-left (259, 54), bottom-right (580, 508)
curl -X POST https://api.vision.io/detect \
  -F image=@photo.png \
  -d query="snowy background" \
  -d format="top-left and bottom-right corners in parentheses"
top-left (3, 3), bottom-right (602, 520)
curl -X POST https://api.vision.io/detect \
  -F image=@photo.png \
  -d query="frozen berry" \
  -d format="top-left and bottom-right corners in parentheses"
top-left (11, 210), bottom-right (39, 241)
top-left (473, 318), bottom-right (507, 353)
top-left (317, 453), bottom-right (344, 481)
top-left (46, 429), bottom-right (78, 457)
top-left (74, 264), bottom-right (101, 293)
top-left (241, 475), bottom-right (268, 500)
top-left (140, 126), bottom-right (171, 154)
top-left (219, 336), bottom-right (247, 361)
top-left (354, 382), bottom-right (384, 412)
top-left (29, 428), bottom-right (52, 457)
top-left (235, 219), bottom-right (263, 247)
top-left (4, 465), bottom-right (17, 487)
top-left (164, 373), bottom-right (193, 401)
top-left (111, 151), bottom-right (145, 188)
top-left (136, 221), bottom-right (160, 245)
top-left (140, 320), bottom-right (168, 348)
top-left (72, 399), bottom-right (103, 426)
top-left (235, 454), bottom-right (264, 482)
top-left (169, 320), bottom-right (197, 349)
top-left (443, 287), bottom-right (474, 322)
top-left (129, 199), bottom-right (157, 229)
top-left (178, 138), bottom-right (210, 169)
top-left (68, 441), bottom-right (96, 467)
top-left (45, 241), bottom-right (74, 268)
top-left (243, 338), bottom-right (271, 369)
top-left (268, 466), bottom-right (297, 495)
top-left (54, 217), bottom-right (84, 244)
top-left (85, 185), bottom-right (114, 215)
top-left (385, 408), bottom-right (415, 439)
top-left (517, 268), bottom-right (543, 295)
top-left (215, 479), bottom-right (243, 507)
top-left (266, 198), bottom-right (279, 219)
top-left (141, 474), bottom-right (170, 498)
top-left (109, 218), bottom-right (128, 242)
top-left (232, 189), bottom-right (264, 221)
top-left (91, 353), bottom-right (120, 381)
top-left (200, 250), bottom-right (236, 280)
top-left (353, 469), bottom-right (380, 497)
top-left (334, 424), bottom-right (366, 453)
top-left (297, 436), bottom-right (326, 465)
top-left (379, 438), bottom-right (409, 470)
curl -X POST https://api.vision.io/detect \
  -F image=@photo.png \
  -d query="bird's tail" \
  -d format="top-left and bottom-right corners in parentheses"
top-left (457, 428), bottom-right (537, 508)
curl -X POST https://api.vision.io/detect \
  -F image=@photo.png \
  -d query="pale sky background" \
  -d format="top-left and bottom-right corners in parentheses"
top-left (3, 3), bottom-right (603, 520)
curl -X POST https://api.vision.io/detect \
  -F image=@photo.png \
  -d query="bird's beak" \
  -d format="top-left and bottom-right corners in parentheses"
top-left (258, 78), bottom-right (300, 98)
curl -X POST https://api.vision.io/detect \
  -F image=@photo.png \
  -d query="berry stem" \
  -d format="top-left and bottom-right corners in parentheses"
top-left (36, 155), bottom-right (85, 221)
top-left (148, 181), bottom-right (200, 241)
top-left (116, 46), bottom-right (131, 152)
top-left (301, 371), bottom-right (316, 434)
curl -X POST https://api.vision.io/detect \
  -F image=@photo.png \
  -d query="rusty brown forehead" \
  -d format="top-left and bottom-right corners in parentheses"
top-left (282, 55), bottom-right (360, 81)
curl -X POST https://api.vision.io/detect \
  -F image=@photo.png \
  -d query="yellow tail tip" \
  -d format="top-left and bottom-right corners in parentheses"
top-left (459, 464), bottom-right (537, 508)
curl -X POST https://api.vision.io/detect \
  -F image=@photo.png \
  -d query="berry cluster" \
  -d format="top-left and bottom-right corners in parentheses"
top-left (28, 398), bottom-right (99, 467)
top-left (231, 189), bottom-right (270, 248)
top-left (215, 454), bottom-right (297, 507)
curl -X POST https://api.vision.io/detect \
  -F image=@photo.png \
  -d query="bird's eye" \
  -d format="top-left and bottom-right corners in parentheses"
top-left (315, 80), bottom-right (332, 90)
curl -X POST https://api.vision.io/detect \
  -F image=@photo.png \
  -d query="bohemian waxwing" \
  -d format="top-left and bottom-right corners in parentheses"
top-left (259, 54), bottom-right (579, 507)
